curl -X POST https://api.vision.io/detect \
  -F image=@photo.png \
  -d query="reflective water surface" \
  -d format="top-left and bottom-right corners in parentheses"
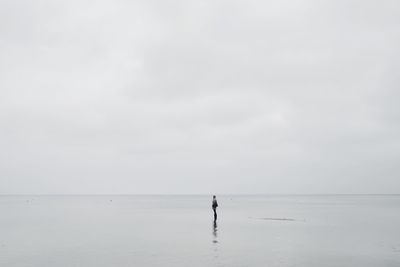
top-left (0, 195), bottom-right (399, 267)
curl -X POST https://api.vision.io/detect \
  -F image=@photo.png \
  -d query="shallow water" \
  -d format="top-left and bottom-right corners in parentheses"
top-left (0, 195), bottom-right (399, 267)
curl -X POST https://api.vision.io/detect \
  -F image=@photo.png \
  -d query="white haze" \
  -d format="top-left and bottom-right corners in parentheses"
top-left (0, 0), bottom-right (399, 194)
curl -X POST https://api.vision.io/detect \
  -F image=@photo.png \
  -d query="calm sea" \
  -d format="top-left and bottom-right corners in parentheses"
top-left (0, 195), bottom-right (399, 267)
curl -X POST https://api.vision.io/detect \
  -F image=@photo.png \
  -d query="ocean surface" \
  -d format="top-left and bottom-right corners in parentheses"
top-left (0, 195), bottom-right (399, 267)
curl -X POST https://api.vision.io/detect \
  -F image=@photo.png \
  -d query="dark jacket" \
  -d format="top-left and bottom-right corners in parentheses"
top-left (212, 199), bottom-right (218, 209)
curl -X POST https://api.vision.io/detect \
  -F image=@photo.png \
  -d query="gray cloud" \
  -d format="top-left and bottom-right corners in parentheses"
top-left (0, 0), bottom-right (399, 194)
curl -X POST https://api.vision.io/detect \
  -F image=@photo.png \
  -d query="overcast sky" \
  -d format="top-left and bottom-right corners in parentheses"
top-left (0, 0), bottom-right (399, 194)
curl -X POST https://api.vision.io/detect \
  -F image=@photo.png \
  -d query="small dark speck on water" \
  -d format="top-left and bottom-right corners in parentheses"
top-left (249, 217), bottom-right (296, 221)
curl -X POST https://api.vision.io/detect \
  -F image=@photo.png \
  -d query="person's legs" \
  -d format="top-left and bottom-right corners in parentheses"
top-left (213, 208), bottom-right (217, 221)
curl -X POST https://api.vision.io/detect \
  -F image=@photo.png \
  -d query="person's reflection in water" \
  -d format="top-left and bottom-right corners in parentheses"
top-left (212, 220), bottom-right (218, 243)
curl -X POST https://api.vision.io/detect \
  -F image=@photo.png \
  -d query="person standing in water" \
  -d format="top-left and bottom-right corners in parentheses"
top-left (212, 195), bottom-right (218, 221)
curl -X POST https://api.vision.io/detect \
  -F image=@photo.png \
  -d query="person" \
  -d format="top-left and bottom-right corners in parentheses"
top-left (212, 195), bottom-right (218, 221)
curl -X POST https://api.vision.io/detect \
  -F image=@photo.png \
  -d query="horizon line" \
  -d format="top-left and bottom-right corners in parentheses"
top-left (1, 193), bottom-right (399, 196)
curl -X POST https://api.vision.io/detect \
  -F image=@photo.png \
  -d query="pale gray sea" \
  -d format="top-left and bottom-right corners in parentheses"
top-left (0, 195), bottom-right (399, 267)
